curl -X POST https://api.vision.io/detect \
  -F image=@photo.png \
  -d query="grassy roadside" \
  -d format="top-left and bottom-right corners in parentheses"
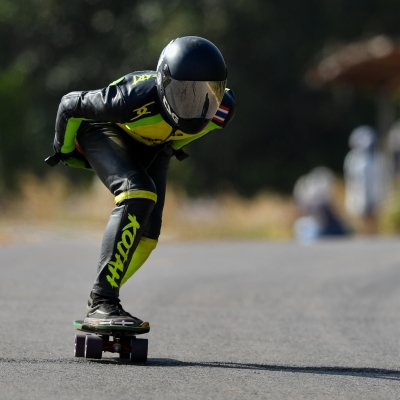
top-left (1, 172), bottom-right (400, 244)
top-left (0, 172), bottom-right (297, 243)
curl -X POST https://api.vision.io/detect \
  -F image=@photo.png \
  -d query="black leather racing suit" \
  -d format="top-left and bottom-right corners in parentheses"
top-left (49, 71), bottom-right (236, 298)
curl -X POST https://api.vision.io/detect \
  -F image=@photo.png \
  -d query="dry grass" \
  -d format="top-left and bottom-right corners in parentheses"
top-left (4, 171), bottom-right (399, 244)
top-left (379, 185), bottom-right (400, 234)
top-left (162, 189), bottom-right (296, 240)
top-left (0, 172), bottom-right (297, 243)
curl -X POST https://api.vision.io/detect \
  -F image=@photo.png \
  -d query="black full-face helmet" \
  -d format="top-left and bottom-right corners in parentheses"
top-left (156, 36), bottom-right (227, 134)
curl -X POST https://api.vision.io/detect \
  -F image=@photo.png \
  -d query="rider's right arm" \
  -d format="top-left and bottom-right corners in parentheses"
top-left (54, 84), bottom-right (129, 161)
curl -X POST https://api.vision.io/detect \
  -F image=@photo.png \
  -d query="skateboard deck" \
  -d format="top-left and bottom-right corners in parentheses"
top-left (73, 320), bottom-right (149, 362)
top-left (74, 320), bottom-right (150, 335)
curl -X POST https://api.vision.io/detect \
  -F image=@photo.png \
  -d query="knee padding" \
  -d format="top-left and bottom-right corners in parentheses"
top-left (115, 189), bottom-right (157, 205)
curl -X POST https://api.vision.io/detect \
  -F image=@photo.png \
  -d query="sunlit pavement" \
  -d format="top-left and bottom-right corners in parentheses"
top-left (1, 237), bottom-right (400, 399)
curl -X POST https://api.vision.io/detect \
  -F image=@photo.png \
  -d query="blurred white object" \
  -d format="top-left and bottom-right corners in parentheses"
top-left (344, 125), bottom-right (388, 218)
top-left (293, 167), bottom-right (349, 240)
top-left (293, 167), bottom-right (334, 213)
top-left (293, 216), bottom-right (321, 243)
top-left (348, 125), bottom-right (376, 151)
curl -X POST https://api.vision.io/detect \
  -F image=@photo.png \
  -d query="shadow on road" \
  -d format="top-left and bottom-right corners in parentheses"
top-left (2, 357), bottom-right (399, 380)
top-left (147, 359), bottom-right (400, 380)
top-left (81, 357), bottom-right (400, 381)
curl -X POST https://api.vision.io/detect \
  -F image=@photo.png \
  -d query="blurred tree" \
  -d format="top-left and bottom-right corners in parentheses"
top-left (1, 0), bottom-right (400, 196)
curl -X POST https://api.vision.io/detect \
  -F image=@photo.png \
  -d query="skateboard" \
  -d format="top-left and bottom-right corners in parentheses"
top-left (73, 320), bottom-right (149, 362)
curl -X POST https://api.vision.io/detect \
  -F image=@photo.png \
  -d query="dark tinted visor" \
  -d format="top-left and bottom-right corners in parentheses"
top-left (164, 79), bottom-right (226, 119)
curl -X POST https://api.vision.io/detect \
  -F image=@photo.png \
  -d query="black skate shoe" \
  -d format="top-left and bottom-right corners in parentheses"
top-left (84, 292), bottom-right (149, 329)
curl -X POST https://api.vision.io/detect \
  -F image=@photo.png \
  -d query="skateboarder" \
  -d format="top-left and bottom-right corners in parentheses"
top-left (46, 36), bottom-right (236, 329)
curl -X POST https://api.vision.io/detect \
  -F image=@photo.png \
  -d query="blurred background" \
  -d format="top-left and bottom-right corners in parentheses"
top-left (2, 0), bottom-right (400, 241)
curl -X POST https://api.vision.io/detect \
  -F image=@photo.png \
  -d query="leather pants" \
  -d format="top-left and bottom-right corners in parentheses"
top-left (77, 122), bottom-right (172, 298)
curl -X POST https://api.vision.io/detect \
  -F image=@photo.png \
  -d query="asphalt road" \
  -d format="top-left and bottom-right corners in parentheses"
top-left (1, 236), bottom-right (400, 399)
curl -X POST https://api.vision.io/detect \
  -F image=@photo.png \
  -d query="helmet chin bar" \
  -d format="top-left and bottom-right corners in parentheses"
top-left (177, 117), bottom-right (210, 134)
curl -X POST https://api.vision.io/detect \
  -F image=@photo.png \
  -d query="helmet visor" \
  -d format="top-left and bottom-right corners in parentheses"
top-left (164, 79), bottom-right (226, 119)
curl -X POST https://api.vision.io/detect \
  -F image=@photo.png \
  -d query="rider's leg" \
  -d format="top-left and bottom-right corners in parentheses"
top-left (76, 123), bottom-right (162, 323)
top-left (121, 145), bottom-right (173, 286)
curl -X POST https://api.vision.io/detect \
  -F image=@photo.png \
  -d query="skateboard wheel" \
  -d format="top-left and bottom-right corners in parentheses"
top-left (130, 338), bottom-right (148, 363)
top-left (74, 334), bottom-right (86, 357)
top-left (85, 335), bottom-right (103, 359)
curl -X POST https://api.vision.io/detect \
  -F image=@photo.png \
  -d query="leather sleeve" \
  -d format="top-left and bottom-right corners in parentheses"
top-left (54, 85), bottom-right (129, 154)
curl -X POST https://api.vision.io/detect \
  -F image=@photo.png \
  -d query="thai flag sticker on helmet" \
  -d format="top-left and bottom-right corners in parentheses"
top-left (212, 105), bottom-right (229, 124)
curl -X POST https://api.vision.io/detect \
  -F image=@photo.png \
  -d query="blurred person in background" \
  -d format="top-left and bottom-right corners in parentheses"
top-left (343, 125), bottom-right (388, 235)
top-left (293, 166), bottom-right (350, 242)
top-left (45, 36), bottom-right (236, 330)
